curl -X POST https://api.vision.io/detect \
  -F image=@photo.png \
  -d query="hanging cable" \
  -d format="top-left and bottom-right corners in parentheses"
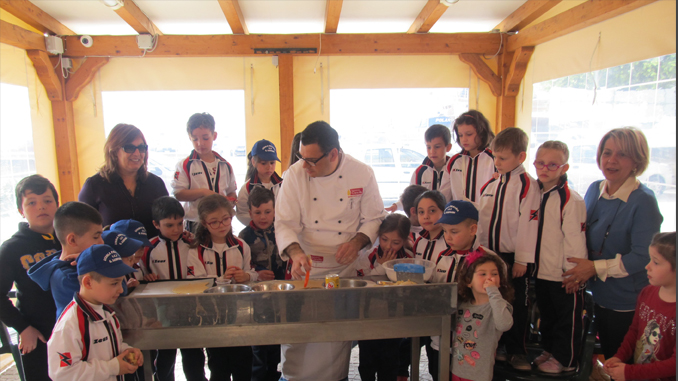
top-left (250, 63), bottom-right (254, 115)
top-left (483, 32), bottom-right (503, 60)
top-left (314, 33), bottom-right (322, 74)
top-left (320, 62), bottom-right (324, 114)
top-left (589, 32), bottom-right (602, 105)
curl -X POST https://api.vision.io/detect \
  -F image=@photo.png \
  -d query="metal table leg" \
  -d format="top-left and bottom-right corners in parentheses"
top-left (411, 336), bottom-right (421, 381)
top-left (438, 314), bottom-right (452, 381)
top-left (142, 349), bottom-right (153, 381)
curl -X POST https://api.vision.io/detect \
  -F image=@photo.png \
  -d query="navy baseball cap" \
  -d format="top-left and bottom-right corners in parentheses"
top-left (437, 200), bottom-right (479, 225)
top-left (110, 219), bottom-right (152, 247)
top-left (251, 139), bottom-right (280, 162)
top-left (102, 231), bottom-right (143, 258)
top-left (77, 244), bottom-right (135, 278)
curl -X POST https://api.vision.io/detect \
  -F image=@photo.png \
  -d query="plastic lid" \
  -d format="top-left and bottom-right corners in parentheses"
top-left (393, 263), bottom-right (425, 274)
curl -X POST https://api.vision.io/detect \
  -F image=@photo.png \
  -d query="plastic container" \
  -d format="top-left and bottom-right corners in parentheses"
top-left (382, 258), bottom-right (436, 282)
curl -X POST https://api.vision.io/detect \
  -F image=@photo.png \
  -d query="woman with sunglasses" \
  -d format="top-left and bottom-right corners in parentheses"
top-left (79, 123), bottom-right (168, 238)
top-left (562, 127), bottom-right (663, 360)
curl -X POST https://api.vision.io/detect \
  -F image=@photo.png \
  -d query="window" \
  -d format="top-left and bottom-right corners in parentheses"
top-left (0, 84), bottom-right (36, 243)
top-left (331, 88), bottom-right (468, 206)
top-left (529, 53), bottom-right (676, 232)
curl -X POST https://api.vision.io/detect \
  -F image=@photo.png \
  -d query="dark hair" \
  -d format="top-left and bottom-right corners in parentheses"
top-left (192, 194), bottom-right (235, 248)
top-left (425, 124), bottom-right (452, 146)
top-left (650, 232), bottom-right (676, 270)
top-left (300, 121), bottom-right (341, 154)
top-left (288, 132), bottom-right (302, 168)
top-left (457, 253), bottom-right (514, 304)
top-left (491, 127), bottom-right (528, 156)
top-left (152, 196), bottom-right (185, 222)
top-left (378, 214), bottom-right (411, 241)
top-left (453, 110), bottom-right (494, 151)
top-left (400, 185), bottom-right (428, 217)
top-left (15, 174), bottom-right (59, 210)
top-left (248, 186), bottom-right (275, 209)
top-left (100, 124), bottom-right (149, 182)
top-left (245, 151), bottom-right (256, 182)
top-left (54, 202), bottom-right (103, 243)
top-left (186, 112), bottom-right (216, 134)
top-left (414, 190), bottom-right (446, 213)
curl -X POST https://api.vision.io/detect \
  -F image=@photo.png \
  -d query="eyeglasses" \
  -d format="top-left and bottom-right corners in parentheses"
top-left (206, 216), bottom-right (232, 229)
top-left (650, 330), bottom-right (662, 339)
top-left (122, 144), bottom-right (148, 154)
top-left (296, 151), bottom-right (328, 167)
top-left (533, 161), bottom-right (566, 171)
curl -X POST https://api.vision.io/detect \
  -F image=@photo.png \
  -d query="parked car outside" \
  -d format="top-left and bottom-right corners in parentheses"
top-left (358, 147), bottom-right (426, 206)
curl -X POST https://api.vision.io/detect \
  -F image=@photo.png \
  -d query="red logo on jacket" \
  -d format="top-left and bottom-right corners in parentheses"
top-left (529, 210), bottom-right (539, 221)
top-left (58, 352), bottom-right (72, 367)
top-left (581, 223), bottom-right (586, 232)
top-left (348, 188), bottom-right (363, 197)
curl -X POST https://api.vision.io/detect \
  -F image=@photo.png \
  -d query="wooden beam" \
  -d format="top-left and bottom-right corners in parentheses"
top-left (506, 0), bottom-right (657, 51)
top-left (114, 0), bottom-right (162, 35)
top-left (62, 33), bottom-right (501, 57)
top-left (0, 0), bottom-right (75, 36)
top-left (0, 20), bottom-right (46, 50)
top-left (65, 57), bottom-right (109, 101)
top-left (278, 55), bottom-right (294, 172)
top-left (504, 46), bottom-right (534, 96)
top-left (408, 0), bottom-right (449, 34)
top-left (51, 98), bottom-right (80, 202)
top-left (494, 0), bottom-right (562, 33)
top-left (324, 0), bottom-right (343, 34)
top-left (218, 0), bottom-right (248, 35)
top-left (495, 50), bottom-right (515, 131)
top-left (458, 53), bottom-right (502, 97)
top-left (26, 50), bottom-right (63, 101)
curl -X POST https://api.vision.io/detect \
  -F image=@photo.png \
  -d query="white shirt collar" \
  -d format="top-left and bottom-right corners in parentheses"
top-left (598, 176), bottom-right (640, 202)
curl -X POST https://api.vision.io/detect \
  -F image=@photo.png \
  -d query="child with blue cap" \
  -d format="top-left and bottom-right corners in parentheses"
top-left (47, 244), bottom-right (142, 380)
top-left (236, 139), bottom-right (283, 225)
top-left (102, 230), bottom-right (144, 292)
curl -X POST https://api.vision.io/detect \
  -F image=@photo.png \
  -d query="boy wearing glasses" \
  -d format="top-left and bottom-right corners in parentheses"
top-left (172, 112), bottom-right (238, 233)
top-left (531, 141), bottom-right (587, 373)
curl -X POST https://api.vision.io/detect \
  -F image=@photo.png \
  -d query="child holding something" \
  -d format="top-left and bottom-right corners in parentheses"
top-left (0, 175), bottom-right (61, 381)
top-left (604, 232), bottom-right (676, 381)
top-left (476, 127), bottom-right (540, 371)
top-left (172, 112), bottom-right (238, 233)
top-left (188, 194), bottom-right (254, 381)
top-left (532, 141), bottom-right (587, 374)
top-left (236, 139), bottom-right (283, 226)
top-left (453, 251), bottom-right (514, 381)
top-left (47, 244), bottom-right (142, 380)
top-left (29, 202), bottom-right (105, 319)
top-left (446, 110), bottom-right (496, 206)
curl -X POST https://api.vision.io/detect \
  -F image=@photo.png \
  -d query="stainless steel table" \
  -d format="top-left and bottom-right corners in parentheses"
top-left (114, 279), bottom-right (457, 381)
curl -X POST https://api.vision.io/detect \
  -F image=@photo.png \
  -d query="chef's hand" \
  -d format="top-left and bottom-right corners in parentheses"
top-left (225, 266), bottom-right (250, 283)
top-left (257, 270), bottom-right (275, 281)
top-left (336, 233), bottom-right (371, 265)
top-left (286, 244), bottom-right (310, 280)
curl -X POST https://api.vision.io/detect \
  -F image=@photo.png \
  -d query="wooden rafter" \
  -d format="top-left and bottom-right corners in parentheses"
top-left (0, 19), bottom-right (46, 50)
top-left (113, 0), bottom-right (162, 35)
top-left (218, 0), bottom-right (248, 35)
top-left (408, 0), bottom-right (449, 34)
top-left (278, 55), bottom-right (294, 172)
top-left (458, 54), bottom-right (502, 97)
top-left (504, 46), bottom-right (534, 96)
top-left (65, 57), bottom-right (109, 101)
top-left (0, 0), bottom-right (74, 36)
top-left (26, 50), bottom-right (62, 101)
top-left (324, 0), bottom-right (343, 34)
top-left (495, 49), bottom-right (515, 131)
top-left (506, 0), bottom-right (657, 51)
top-left (51, 98), bottom-right (81, 202)
top-left (62, 33), bottom-right (501, 57)
top-left (494, 0), bottom-right (562, 33)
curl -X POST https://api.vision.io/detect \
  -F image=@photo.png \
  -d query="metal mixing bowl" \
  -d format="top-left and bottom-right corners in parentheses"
top-left (203, 284), bottom-right (251, 293)
top-left (251, 282), bottom-right (295, 292)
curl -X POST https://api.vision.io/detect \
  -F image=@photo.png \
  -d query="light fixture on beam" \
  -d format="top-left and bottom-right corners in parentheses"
top-left (101, 0), bottom-right (124, 10)
top-left (441, 0), bottom-right (460, 6)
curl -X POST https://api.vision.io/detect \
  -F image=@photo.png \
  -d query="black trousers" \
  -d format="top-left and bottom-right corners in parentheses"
top-left (594, 304), bottom-right (635, 359)
top-left (358, 338), bottom-right (400, 381)
top-left (20, 339), bottom-right (49, 381)
top-left (155, 348), bottom-right (206, 381)
top-left (535, 279), bottom-right (585, 367)
top-left (498, 252), bottom-right (530, 356)
top-left (251, 344), bottom-right (281, 381)
top-left (206, 346), bottom-right (253, 381)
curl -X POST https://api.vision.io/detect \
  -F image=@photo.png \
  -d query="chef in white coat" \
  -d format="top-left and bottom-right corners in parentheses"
top-left (275, 121), bottom-right (386, 381)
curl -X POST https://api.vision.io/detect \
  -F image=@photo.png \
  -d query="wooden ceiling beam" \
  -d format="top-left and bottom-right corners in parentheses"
top-left (0, 19), bottom-right (46, 50)
top-left (114, 0), bottom-right (162, 35)
top-left (324, 0), bottom-right (343, 34)
top-left (0, 0), bottom-right (74, 36)
top-left (408, 0), bottom-right (449, 34)
top-left (458, 54), bottom-right (502, 97)
top-left (26, 50), bottom-right (62, 101)
top-left (65, 57), bottom-right (109, 101)
top-left (62, 33), bottom-right (500, 57)
top-left (503, 46), bottom-right (534, 96)
top-left (218, 0), bottom-right (248, 35)
top-left (506, 0), bottom-right (657, 51)
top-left (494, 0), bottom-right (562, 33)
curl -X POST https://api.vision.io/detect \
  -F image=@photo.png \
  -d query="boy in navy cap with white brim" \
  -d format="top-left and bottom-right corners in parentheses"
top-left (102, 230), bottom-right (144, 292)
top-left (236, 139), bottom-right (284, 225)
top-left (47, 244), bottom-right (142, 381)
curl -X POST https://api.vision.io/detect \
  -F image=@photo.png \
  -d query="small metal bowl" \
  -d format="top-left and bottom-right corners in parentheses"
top-left (203, 284), bottom-right (251, 293)
top-left (251, 283), bottom-right (295, 292)
top-left (322, 279), bottom-right (368, 288)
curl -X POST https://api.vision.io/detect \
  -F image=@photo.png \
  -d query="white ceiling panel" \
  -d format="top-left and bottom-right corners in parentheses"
top-left (338, 0), bottom-right (428, 33)
top-left (30, 0), bottom-right (137, 35)
top-left (134, 0), bottom-right (232, 35)
top-left (239, 0), bottom-right (326, 34)
top-left (430, 0), bottom-right (526, 33)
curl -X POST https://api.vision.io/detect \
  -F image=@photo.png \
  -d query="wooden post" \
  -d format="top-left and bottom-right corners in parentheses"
top-left (278, 55), bottom-right (294, 172)
top-left (495, 49), bottom-right (515, 132)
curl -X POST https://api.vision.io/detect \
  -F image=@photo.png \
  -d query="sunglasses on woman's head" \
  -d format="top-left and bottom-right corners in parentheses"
top-left (122, 144), bottom-right (148, 154)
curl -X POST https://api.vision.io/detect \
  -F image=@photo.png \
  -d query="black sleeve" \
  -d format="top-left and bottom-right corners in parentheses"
top-left (78, 175), bottom-right (98, 209)
top-left (0, 242), bottom-right (30, 334)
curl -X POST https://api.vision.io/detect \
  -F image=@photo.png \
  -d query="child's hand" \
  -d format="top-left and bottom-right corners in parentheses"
top-left (127, 278), bottom-right (139, 288)
top-left (19, 326), bottom-right (45, 354)
top-left (603, 357), bottom-right (622, 371)
top-left (385, 203), bottom-right (398, 213)
top-left (512, 263), bottom-right (527, 278)
top-left (181, 230), bottom-right (194, 242)
top-left (257, 270), bottom-right (275, 281)
top-left (225, 266), bottom-right (250, 283)
top-left (116, 349), bottom-right (139, 375)
top-left (605, 361), bottom-right (625, 380)
top-left (376, 248), bottom-right (398, 264)
top-left (482, 277), bottom-right (498, 291)
top-left (143, 274), bottom-right (159, 282)
top-left (59, 252), bottom-right (78, 266)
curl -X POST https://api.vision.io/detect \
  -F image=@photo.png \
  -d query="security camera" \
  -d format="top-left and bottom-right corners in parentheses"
top-left (80, 35), bottom-right (93, 48)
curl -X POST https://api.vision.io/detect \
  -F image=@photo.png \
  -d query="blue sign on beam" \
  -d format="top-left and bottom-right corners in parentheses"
top-left (429, 116), bottom-right (451, 128)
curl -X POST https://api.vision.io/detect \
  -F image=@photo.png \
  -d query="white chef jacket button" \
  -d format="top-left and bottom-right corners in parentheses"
top-left (338, 220), bottom-right (341, 223)
top-left (313, 198), bottom-right (317, 201)
top-left (315, 220), bottom-right (318, 224)
top-left (339, 176), bottom-right (342, 179)
top-left (338, 232), bottom-right (342, 235)
top-left (340, 198), bottom-right (343, 201)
